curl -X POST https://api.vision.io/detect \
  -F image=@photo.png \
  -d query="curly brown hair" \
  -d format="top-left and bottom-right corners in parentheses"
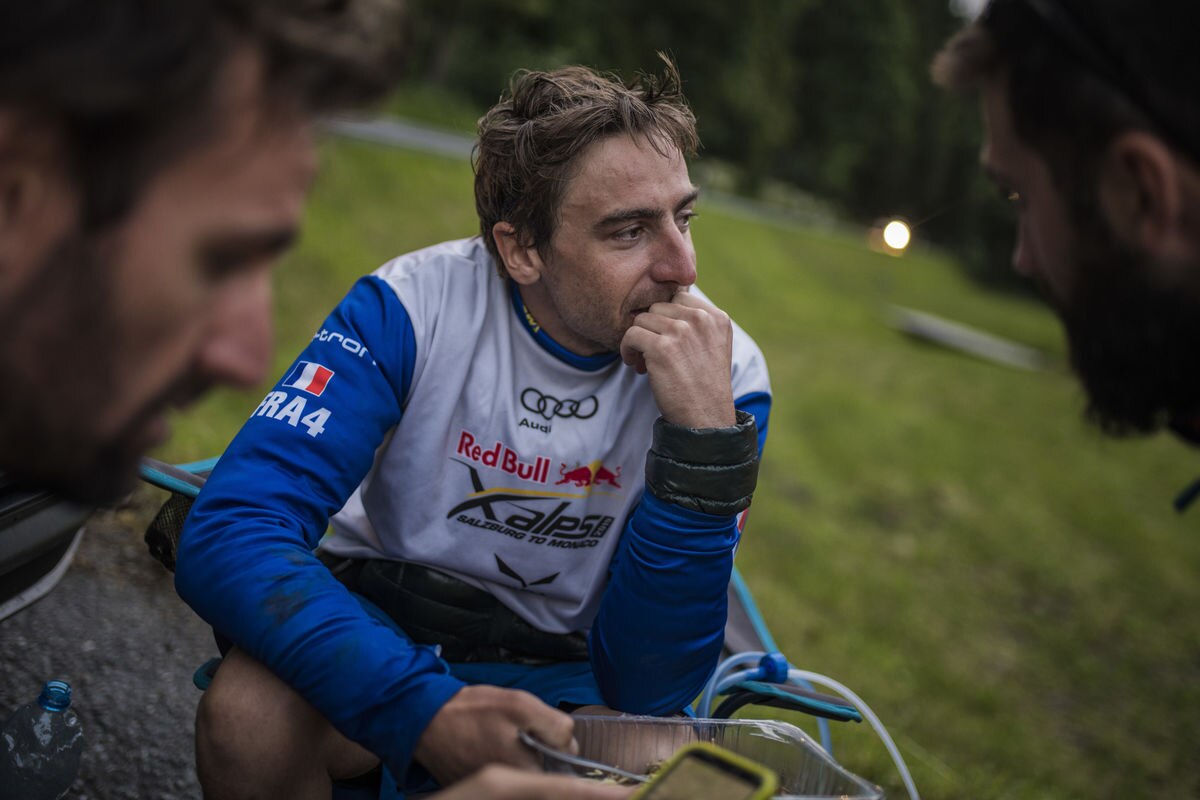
top-left (473, 56), bottom-right (700, 278)
top-left (0, 0), bottom-right (407, 232)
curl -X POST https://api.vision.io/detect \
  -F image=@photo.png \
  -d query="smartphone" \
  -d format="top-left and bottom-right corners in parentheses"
top-left (629, 741), bottom-right (778, 800)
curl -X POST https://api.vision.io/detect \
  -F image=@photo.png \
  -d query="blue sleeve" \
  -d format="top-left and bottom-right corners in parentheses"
top-left (174, 276), bottom-right (465, 782)
top-left (736, 391), bottom-right (771, 456)
top-left (588, 391), bottom-right (772, 713)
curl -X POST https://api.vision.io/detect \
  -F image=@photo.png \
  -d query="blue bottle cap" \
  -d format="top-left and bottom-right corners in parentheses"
top-left (38, 680), bottom-right (72, 712)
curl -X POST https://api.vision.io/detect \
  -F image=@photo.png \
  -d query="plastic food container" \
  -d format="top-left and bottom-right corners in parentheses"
top-left (546, 715), bottom-right (883, 799)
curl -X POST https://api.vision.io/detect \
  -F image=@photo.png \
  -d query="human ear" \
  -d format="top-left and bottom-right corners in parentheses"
top-left (1098, 131), bottom-right (1193, 261)
top-left (0, 114), bottom-right (76, 287)
top-left (0, 121), bottom-right (45, 232)
top-left (491, 221), bottom-right (544, 285)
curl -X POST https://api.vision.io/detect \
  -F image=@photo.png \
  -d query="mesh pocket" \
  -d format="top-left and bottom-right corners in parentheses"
top-left (144, 493), bottom-right (195, 572)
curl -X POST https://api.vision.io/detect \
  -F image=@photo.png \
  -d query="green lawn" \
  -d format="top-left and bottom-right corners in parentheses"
top-left (158, 137), bottom-right (1200, 799)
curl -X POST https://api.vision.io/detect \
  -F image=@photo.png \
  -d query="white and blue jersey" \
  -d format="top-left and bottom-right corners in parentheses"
top-left (176, 237), bottom-right (772, 783)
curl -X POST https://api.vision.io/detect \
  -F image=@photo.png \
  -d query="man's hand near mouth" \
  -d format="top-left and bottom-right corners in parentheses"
top-left (619, 290), bottom-right (736, 429)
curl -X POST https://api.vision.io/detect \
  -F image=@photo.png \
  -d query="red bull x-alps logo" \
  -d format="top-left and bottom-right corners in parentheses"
top-left (447, 461), bottom-right (617, 551)
top-left (556, 462), bottom-right (621, 489)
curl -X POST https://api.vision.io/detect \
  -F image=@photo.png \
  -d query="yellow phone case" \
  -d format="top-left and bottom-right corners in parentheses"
top-left (629, 740), bottom-right (779, 800)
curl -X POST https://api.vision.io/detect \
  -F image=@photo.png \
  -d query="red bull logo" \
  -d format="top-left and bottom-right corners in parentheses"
top-left (456, 429), bottom-right (551, 483)
top-left (555, 462), bottom-right (622, 489)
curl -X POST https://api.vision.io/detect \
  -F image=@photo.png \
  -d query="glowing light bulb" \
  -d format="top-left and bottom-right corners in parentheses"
top-left (883, 220), bottom-right (911, 251)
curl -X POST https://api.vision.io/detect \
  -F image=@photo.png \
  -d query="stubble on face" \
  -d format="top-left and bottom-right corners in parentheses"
top-left (0, 231), bottom-right (150, 500)
top-left (535, 243), bottom-right (678, 354)
top-left (1058, 208), bottom-right (1200, 435)
top-left (0, 224), bottom-right (219, 502)
top-left (980, 78), bottom-right (1200, 435)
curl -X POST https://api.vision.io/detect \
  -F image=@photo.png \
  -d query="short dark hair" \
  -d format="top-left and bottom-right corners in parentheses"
top-left (0, 0), bottom-right (406, 232)
top-left (473, 57), bottom-right (700, 277)
top-left (932, 0), bottom-right (1199, 212)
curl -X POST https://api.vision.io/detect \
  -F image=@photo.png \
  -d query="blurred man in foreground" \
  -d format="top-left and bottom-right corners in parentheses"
top-left (176, 60), bottom-right (769, 797)
top-left (0, 2), bottom-right (618, 797)
top-left (934, 0), bottom-right (1200, 468)
top-left (0, 0), bottom-right (403, 503)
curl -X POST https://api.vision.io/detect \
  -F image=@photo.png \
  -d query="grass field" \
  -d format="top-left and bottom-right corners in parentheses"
top-left (157, 135), bottom-right (1200, 799)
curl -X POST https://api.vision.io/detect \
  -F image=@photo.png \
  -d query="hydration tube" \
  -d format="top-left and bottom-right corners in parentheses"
top-left (699, 651), bottom-right (833, 754)
top-left (788, 668), bottom-right (920, 800)
top-left (699, 654), bottom-right (920, 800)
top-left (138, 456), bottom-right (219, 498)
top-left (725, 571), bottom-right (835, 751)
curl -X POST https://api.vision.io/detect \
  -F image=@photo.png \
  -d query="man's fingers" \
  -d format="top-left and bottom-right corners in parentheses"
top-left (625, 305), bottom-right (727, 362)
top-left (668, 288), bottom-right (709, 309)
top-left (619, 327), bottom-right (653, 373)
top-left (415, 686), bottom-right (582, 784)
top-left (632, 308), bottom-right (689, 335)
top-left (519, 698), bottom-right (577, 755)
top-left (642, 300), bottom-right (704, 323)
top-left (639, 294), bottom-right (728, 336)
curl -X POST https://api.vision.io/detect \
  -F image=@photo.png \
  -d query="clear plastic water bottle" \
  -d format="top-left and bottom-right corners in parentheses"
top-left (0, 680), bottom-right (85, 800)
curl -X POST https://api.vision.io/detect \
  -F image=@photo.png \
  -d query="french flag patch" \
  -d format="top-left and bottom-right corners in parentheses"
top-left (282, 361), bottom-right (335, 397)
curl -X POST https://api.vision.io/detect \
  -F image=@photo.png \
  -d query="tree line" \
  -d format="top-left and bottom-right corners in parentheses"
top-left (399, 0), bottom-right (1020, 289)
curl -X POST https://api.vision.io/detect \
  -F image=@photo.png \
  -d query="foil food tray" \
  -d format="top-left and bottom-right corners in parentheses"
top-left (547, 715), bottom-right (883, 799)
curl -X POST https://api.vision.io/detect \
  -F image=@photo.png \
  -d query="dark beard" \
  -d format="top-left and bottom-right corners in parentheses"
top-left (1058, 215), bottom-right (1200, 436)
top-left (0, 232), bottom-right (141, 503)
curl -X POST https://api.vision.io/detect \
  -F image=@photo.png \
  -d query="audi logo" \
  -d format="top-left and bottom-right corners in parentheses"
top-left (521, 387), bottom-right (599, 420)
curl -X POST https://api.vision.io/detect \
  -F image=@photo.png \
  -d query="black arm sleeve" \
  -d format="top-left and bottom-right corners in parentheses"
top-left (643, 409), bottom-right (760, 516)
